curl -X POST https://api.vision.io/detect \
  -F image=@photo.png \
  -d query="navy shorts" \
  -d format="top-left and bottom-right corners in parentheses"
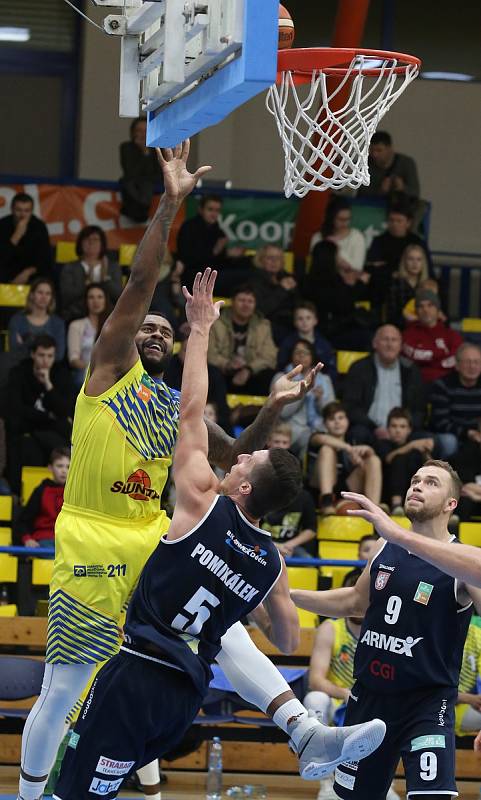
top-left (54, 650), bottom-right (203, 800)
top-left (334, 682), bottom-right (458, 800)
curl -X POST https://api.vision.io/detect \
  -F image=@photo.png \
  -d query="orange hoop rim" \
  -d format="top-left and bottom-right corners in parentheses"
top-left (276, 47), bottom-right (421, 84)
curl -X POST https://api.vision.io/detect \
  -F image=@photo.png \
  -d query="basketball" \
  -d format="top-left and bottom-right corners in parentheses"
top-left (278, 5), bottom-right (295, 50)
top-left (335, 500), bottom-right (361, 516)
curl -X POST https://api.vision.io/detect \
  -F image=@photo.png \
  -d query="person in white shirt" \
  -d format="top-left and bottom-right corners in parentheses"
top-left (310, 198), bottom-right (366, 273)
top-left (67, 283), bottom-right (112, 388)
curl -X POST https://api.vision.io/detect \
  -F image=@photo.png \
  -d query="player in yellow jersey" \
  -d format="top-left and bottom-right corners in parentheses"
top-left (18, 144), bottom-right (348, 800)
top-left (455, 617), bottom-right (481, 737)
top-left (304, 569), bottom-right (400, 800)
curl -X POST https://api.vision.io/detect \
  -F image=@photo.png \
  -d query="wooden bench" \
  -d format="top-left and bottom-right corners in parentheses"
top-left (1, 619), bottom-right (480, 780)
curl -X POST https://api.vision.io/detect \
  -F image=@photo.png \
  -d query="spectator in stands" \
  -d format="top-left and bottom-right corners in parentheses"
top-left (307, 242), bottom-right (379, 350)
top-left (452, 417), bottom-right (481, 521)
top-left (455, 619), bottom-right (481, 738)
top-left (312, 402), bottom-right (382, 516)
top-left (304, 567), bottom-right (400, 800)
top-left (366, 204), bottom-right (431, 300)
top-left (250, 244), bottom-right (299, 343)
top-left (261, 423), bottom-right (317, 558)
top-left (119, 117), bottom-right (162, 223)
top-left (430, 343), bottom-right (481, 450)
top-left (358, 130), bottom-right (420, 200)
top-left (386, 244), bottom-right (430, 328)
top-left (358, 534), bottom-right (379, 562)
top-left (150, 253), bottom-right (186, 331)
top-left (6, 335), bottom-right (76, 494)
top-left (381, 407), bottom-right (434, 515)
top-left (164, 330), bottom-right (232, 434)
top-left (343, 324), bottom-right (425, 448)
top-left (67, 283), bottom-right (112, 389)
top-left (0, 192), bottom-right (52, 283)
top-left (207, 284), bottom-right (277, 395)
top-left (277, 301), bottom-right (337, 382)
top-left (310, 197), bottom-right (366, 272)
top-left (8, 278), bottom-right (65, 364)
top-left (402, 289), bottom-right (463, 384)
top-left (16, 447), bottom-right (70, 548)
top-left (272, 340), bottom-right (335, 458)
top-left (59, 226), bottom-right (122, 322)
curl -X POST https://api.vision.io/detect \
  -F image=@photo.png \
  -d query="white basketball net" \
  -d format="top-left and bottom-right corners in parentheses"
top-left (266, 54), bottom-right (419, 198)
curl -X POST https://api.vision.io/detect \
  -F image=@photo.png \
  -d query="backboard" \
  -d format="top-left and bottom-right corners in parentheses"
top-left (93, 0), bottom-right (279, 147)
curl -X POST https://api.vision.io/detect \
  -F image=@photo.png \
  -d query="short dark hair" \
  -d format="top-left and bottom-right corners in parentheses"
top-left (342, 568), bottom-right (363, 588)
top-left (422, 459), bottom-right (462, 501)
top-left (388, 202), bottom-right (413, 221)
top-left (322, 401), bottom-right (347, 422)
top-left (290, 338), bottom-right (316, 364)
top-left (371, 131), bottom-right (392, 147)
top-left (245, 448), bottom-right (302, 519)
top-left (232, 284), bottom-right (256, 300)
top-left (30, 334), bottom-right (56, 353)
top-left (387, 407), bottom-right (413, 427)
top-left (199, 194), bottom-right (222, 208)
top-left (75, 225), bottom-right (108, 259)
top-left (49, 447), bottom-right (71, 464)
top-left (295, 301), bottom-right (318, 317)
top-left (359, 533), bottom-right (379, 546)
top-left (130, 116), bottom-right (146, 137)
top-left (12, 192), bottom-right (34, 209)
top-left (321, 197), bottom-right (352, 238)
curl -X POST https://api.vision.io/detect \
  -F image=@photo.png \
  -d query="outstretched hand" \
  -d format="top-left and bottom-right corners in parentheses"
top-left (182, 268), bottom-right (224, 331)
top-left (341, 491), bottom-right (403, 543)
top-left (269, 362), bottom-right (324, 408)
top-left (156, 140), bottom-right (211, 201)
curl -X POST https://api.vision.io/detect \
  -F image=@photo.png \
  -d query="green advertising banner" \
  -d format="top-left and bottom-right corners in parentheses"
top-left (186, 195), bottom-right (392, 251)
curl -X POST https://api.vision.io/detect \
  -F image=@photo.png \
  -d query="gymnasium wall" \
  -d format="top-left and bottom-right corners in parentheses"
top-left (77, 4), bottom-right (481, 254)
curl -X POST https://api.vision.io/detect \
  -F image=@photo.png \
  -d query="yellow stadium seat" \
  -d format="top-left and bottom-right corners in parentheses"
top-left (317, 516), bottom-right (373, 540)
top-left (287, 567), bottom-right (318, 627)
top-left (119, 244), bottom-right (137, 267)
top-left (461, 318), bottom-right (481, 333)
top-left (354, 300), bottom-right (371, 311)
top-left (0, 554), bottom-right (18, 583)
top-left (0, 529), bottom-right (12, 546)
top-left (21, 466), bottom-right (51, 505)
top-left (0, 284), bottom-right (29, 307)
top-left (284, 251), bottom-right (295, 274)
top-left (55, 241), bottom-right (77, 263)
top-left (226, 394), bottom-right (267, 410)
top-left (391, 516), bottom-right (411, 530)
top-left (0, 604), bottom-right (18, 617)
top-left (213, 296), bottom-right (232, 307)
top-left (318, 540), bottom-right (359, 561)
top-left (323, 566), bottom-right (353, 589)
top-left (0, 496), bottom-right (12, 522)
top-left (459, 523), bottom-right (481, 547)
top-left (336, 351), bottom-right (369, 375)
top-left (32, 558), bottom-right (54, 586)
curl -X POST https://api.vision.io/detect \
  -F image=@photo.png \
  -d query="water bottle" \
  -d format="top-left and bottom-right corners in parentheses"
top-left (206, 736), bottom-right (223, 800)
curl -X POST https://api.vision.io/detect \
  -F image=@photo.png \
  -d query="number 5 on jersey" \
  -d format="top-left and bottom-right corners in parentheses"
top-left (172, 586), bottom-right (220, 635)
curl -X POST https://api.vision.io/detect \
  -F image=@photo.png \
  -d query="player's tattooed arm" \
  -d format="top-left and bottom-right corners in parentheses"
top-left (205, 362), bottom-right (323, 470)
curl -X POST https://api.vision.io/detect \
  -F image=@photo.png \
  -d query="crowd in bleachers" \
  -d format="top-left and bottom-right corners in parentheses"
top-left (0, 128), bottom-right (481, 606)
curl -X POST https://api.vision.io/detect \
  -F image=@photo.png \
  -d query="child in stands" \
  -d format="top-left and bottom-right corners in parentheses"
top-left (17, 447), bottom-right (70, 548)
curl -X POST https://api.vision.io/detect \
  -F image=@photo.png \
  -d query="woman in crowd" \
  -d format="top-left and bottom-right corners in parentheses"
top-left (310, 197), bottom-right (366, 273)
top-left (59, 226), bottom-right (122, 321)
top-left (386, 243), bottom-right (430, 328)
top-left (67, 283), bottom-right (111, 389)
top-left (8, 278), bottom-right (65, 362)
top-left (271, 339), bottom-right (335, 458)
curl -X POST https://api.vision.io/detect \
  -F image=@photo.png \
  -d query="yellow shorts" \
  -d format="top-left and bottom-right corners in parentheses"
top-left (47, 503), bottom-right (170, 665)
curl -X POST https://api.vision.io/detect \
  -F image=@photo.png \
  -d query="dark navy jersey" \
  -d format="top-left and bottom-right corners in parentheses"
top-left (124, 495), bottom-right (282, 693)
top-left (354, 539), bottom-right (472, 694)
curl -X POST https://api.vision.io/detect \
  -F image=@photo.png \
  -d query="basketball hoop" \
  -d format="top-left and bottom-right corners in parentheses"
top-left (266, 48), bottom-right (421, 198)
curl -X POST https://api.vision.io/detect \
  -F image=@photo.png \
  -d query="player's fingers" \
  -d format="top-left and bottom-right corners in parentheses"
top-left (200, 268), bottom-right (212, 293)
top-left (194, 165), bottom-right (212, 181)
top-left (161, 147), bottom-right (173, 161)
top-left (193, 272), bottom-right (202, 294)
top-left (285, 364), bottom-right (303, 380)
top-left (206, 269), bottom-right (217, 295)
top-left (346, 509), bottom-right (371, 519)
top-left (181, 139), bottom-right (190, 162)
top-left (181, 285), bottom-right (192, 302)
top-left (155, 147), bottom-right (166, 164)
top-left (173, 143), bottom-right (183, 159)
top-left (214, 300), bottom-right (224, 314)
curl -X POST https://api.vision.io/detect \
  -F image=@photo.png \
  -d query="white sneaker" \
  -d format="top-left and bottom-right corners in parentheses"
top-left (317, 776), bottom-right (338, 800)
top-left (291, 711), bottom-right (386, 780)
top-left (386, 783), bottom-right (400, 800)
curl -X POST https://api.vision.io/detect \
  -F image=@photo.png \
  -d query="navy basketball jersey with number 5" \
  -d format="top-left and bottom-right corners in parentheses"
top-left (124, 495), bottom-right (282, 693)
top-left (354, 539), bottom-right (472, 694)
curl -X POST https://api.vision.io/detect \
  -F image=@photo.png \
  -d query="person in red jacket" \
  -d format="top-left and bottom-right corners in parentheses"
top-left (402, 289), bottom-right (463, 384)
top-left (17, 448), bottom-right (70, 548)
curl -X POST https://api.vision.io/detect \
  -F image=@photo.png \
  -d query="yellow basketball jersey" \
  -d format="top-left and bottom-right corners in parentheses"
top-left (326, 618), bottom-right (358, 690)
top-left (455, 619), bottom-right (481, 735)
top-left (63, 358), bottom-right (179, 521)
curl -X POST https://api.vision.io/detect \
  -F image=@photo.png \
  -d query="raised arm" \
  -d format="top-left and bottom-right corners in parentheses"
top-left (205, 362), bottom-right (323, 471)
top-left (87, 141), bottom-right (211, 395)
